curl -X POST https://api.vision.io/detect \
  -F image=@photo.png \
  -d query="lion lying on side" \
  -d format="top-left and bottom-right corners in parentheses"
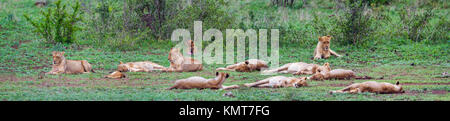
top-left (307, 69), bottom-right (372, 80)
top-left (162, 48), bottom-right (203, 72)
top-left (263, 62), bottom-right (330, 75)
top-left (244, 76), bottom-right (308, 88)
top-left (104, 71), bottom-right (126, 79)
top-left (46, 51), bottom-right (95, 75)
top-left (117, 61), bottom-right (166, 72)
top-left (216, 59), bottom-right (268, 72)
top-left (330, 81), bottom-right (405, 94)
top-left (314, 35), bottom-right (341, 60)
top-left (167, 72), bottom-right (239, 90)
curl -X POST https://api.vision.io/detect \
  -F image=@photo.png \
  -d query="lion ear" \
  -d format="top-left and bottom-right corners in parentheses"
top-left (52, 51), bottom-right (57, 55)
top-left (61, 51), bottom-right (65, 55)
top-left (396, 81), bottom-right (400, 85)
top-left (318, 36), bottom-right (323, 41)
top-left (324, 62), bottom-right (330, 67)
top-left (120, 61), bottom-right (124, 64)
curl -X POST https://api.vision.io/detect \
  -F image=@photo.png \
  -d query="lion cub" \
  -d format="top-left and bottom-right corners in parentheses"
top-left (104, 71), bottom-right (126, 79)
top-left (46, 51), bottom-right (94, 75)
top-left (263, 62), bottom-right (330, 75)
top-left (167, 72), bottom-right (239, 90)
top-left (330, 81), bottom-right (405, 94)
top-left (117, 61), bottom-right (165, 72)
top-left (244, 76), bottom-right (308, 88)
top-left (314, 35), bottom-right (341, 59)
top-left (216, 59), bottom-right (268, 72)
top-left (308, 69), bottom-right (372, 80)
top-left (162, 48), bottom-right (203, 72)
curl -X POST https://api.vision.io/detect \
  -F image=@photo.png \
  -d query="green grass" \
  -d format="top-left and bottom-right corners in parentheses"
top-left (0, 0), bottom-right (448, 101)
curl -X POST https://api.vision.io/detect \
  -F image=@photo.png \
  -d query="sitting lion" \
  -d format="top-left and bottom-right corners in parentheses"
top-left (46, 51), bottom-right (95, 75)
top-left (117, 61), bottom-right (166, 72)
top-left (162, 48), bottom-right (203, 72)
top-left (216, 59), bottom-right (268, 72)
top-left (330, 81), bottom-right (405, 94)
top-left (244, 76), bottom-right (308, 88)
top-left (307, 69), bottom-right (372, 80)
top-left (104, 71), bottom-right (126, 79)
top-left (263, 62), bottom-right (330, 75)
top-left (314, 35), bottom-right (341, 60)
top-left (167, 72), bottom-right (239, 90)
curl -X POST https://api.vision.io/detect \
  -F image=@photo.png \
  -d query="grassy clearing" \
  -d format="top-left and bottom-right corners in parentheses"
top-left (0, 45), bottom-right (448, 101)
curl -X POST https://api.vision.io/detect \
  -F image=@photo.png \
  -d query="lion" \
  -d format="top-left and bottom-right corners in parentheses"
top-left (117, 61), bottom-right (166, 72)
top-left (162, 48), bottom-right (203, 72)
top-left (244, 76), bottom-right (308, 88)
top-left (263, 62), bottom-right (330, 75)
top-left (216, 59), bottom-right (268, 72)
top-left (104, 71), bottom-right (126, 79)
top-left (46, 51), bottom-right (95, 75)
top-left (330, 81), bottom-right (405, 94)
top-left (167, 72), bottom-right (239, 90)
top-left (313, 35), bottom-right (341, 60)
top-left (307, 69), bottom-right (372, 81)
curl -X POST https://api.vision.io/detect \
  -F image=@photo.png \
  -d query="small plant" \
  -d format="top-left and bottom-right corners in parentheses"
top-left (24, 0), bottom-right (82, 44)
top-left (332, 0), bottom-right (376, 46)
top-left (399, 7), bottom-right (434, 42)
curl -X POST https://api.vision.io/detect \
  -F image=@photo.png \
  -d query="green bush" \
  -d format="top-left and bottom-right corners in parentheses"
top-left (24, 0), bottom-right (82, 44)
top-left (331, 0), bottom-right (377, 46)
top-left (399, 7), bottom-right (434, 42)
top-left (168, 0), bottom-right (235, 37)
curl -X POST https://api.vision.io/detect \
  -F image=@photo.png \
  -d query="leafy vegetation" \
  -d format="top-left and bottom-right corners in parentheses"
top-left (24, 0), bottom-right (82, 44)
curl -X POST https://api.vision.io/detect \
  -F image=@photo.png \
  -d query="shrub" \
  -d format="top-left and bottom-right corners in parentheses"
top-left (332, 0), bottom-right (376, 46)
top-left (168, 0), bottom-right (235, 37)
top-left (399, 7), bottom-right (434, 42)
top-left (24, 0), bottom-right (82, 44)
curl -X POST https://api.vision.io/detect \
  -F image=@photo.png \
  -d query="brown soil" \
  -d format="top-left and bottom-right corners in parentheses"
top-left (402, 82), bottom-right (450, 85)
top-left (404, 90), bottom-right (448, 95)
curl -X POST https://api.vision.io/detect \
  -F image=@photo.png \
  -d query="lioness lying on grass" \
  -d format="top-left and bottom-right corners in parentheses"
top-left (216, 59), bottom-right (268, 72)
top-left (117, 61), bottom-right (165, 72)
top-left (46, 51), bottom-right (95, 75)
top-left (104, 71), bottom-right (126, 79)
top-left (162, 48), bottom-right (203, 72)
top-left (263, 62), bottom-right (330, 75)
top-left (314, 35), bottom-right (341, 60)
top-left (167, 72), bottom-right (239, 90)
top-left (307, 69), bottom-right (372, 80)
top-left (330, 81), bottom-right (405, 94)
top-left (244, 76), bottom-right (308, 88)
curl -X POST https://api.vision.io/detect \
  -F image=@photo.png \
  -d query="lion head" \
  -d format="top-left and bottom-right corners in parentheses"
top-left (117, 61), bottom-right (130, 72)
top-left (315, 62), bottom-right (331, 74)
top-left (293, 77), bottom-right (308, 87)
top-left (318, 35), bottom-right (332, 51)
top-left (51, 51), bottom-right (66, 65)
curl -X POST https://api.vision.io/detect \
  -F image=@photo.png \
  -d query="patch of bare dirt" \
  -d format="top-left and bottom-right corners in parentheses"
top-left (0, 74), bottom-right (18, 82)
top-left (403, 90), bottom-right (448, 95)
top-left (402, 82), bottom-right (450, 85)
